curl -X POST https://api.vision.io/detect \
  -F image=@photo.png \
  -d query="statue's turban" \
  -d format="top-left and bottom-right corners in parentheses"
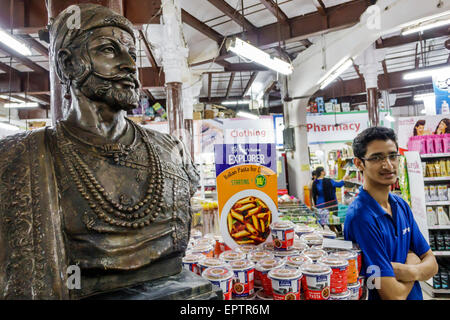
top-left (49, 3), bottom-right (135, 82)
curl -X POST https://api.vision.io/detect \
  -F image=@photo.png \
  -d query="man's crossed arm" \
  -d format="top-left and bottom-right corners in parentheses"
top-left (377, 250), bottom-right (438, 300)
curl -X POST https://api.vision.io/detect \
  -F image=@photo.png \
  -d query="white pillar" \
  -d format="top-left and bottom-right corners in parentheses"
top-left (284, 97), bottom-right (311, 201)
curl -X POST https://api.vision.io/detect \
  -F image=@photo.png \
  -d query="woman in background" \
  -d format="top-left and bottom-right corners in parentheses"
top-left (312, 167), bottom-right (349, 209)
top-left (413, 120), bottom-right (427, 136)
top-left (434, 118), bottom-right (450, 135)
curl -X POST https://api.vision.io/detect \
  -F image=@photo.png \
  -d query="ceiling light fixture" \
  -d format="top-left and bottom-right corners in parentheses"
top-left (4, 102), bottom-right (39, 109)
top-left (318, 58), bottom-right (353, 90)
top-left (404, 66), bottom-right (450, 80)
top-left (226, 37), bottom-right (293, 75)
top-left (236, 111), bottom-right (259, 120)
top-left (0, 29), bottom-right (32, 56)
top-left (402, 13), bottom-right (450, 36)
top-left (222, 100), bottom-right (251, 105)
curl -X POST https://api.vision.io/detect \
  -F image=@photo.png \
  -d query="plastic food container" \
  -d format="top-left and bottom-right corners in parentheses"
top-left (191, 229), bottom-right (202, 240)
top-left (198, 257), bottom-right (227, 275)
top-left (239, 244), bottom-right (258, 256)
top-left (318, 256), bottom-right (349, 294)
top-left (268, 267), bottom-right (303, 300)
top-left (285, 254), bottom-right (313, 269)
top-left (347, 281), bottom-right (361, 300)
top-left (300, 233), bottom-right (323, 247)
top-left (352, 244), bottom-right (362, 274)
top-left (330, 250), bottom-right (359, 284)
top-left (314, 230), bottom-right (337, 239)
top-left (293, 240), bottom-right (308, 252)
top-left (255, 288), bottom-right (273, 300)
top-left (195, 238), bottom-right (216, 247)
top-left (294, 224), bottom-right (315, 237)
top-left (273, 248), bottom-right (299, 259)
top-left (229, 260), bottom-right (255, 298)
top-left (182, 253), bottom-right (205, 275)
top-left (301, 263), bottom-right (332, 300)
top-left (247, 250), bottom-right (274, 287)
top-left (202, 266), bottom-right (234, 300)
top-left (302, 249), bottom-right (328, 263)
top-left (262, 242), bottom-right (275, 251)
top-left (219, 250), bottom-right (246, 263)
top-left (358, 276), bottom-right (365, 299)
top-left (190, 243), bottom-right (214, 258)
top-left (329, 290), bottom-right (350, 300)
top-left (256, 258), bottom-right (285, 296)
top-left (270, 221), bottom-right (295, 251)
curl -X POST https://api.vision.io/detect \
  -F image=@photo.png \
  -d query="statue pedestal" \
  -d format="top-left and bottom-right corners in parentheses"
top-left (86, 270), bottom-right (223, 300)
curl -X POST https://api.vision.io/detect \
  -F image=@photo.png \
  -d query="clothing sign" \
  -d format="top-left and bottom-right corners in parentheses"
top-left (222, 117), bottom-right (275, 145)
top-left (306, 111), bottom-right (391, 144)
top-left (404, 151), bottom-right (429, 243)
top-left (214, 143), bottom-right (278, 249)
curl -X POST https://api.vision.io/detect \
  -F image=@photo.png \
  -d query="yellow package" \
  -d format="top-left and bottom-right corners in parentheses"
top-left (434, 162), bottom-right (441, 177)
top-left (441, 160), bottom-right (448, 177)
top-left (428, 163), bottom-right (436, 177)
top-left (447, 159), bottom-right (450, 176)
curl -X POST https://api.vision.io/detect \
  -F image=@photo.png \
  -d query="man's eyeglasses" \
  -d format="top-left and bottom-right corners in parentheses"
top-left (360, 153), bottom-right (402, 164)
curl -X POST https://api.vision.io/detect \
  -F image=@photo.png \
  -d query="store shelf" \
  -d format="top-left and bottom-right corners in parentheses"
top-left (423, 177), bottom-right (450, 182)
top-left (428, 225), bottom-right (450, 230)
top-left (426, 201), bottom-right (450, 206)
top-left (420, 153), bottom-right (450, 159)
top-left (421, 281), bottom-right (450, 296)
top-left (433, 251), bottom-right (450, 256)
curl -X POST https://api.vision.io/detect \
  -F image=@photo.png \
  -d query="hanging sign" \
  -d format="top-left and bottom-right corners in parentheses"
top-left (306, 111), bottom-right (392, 144)
top-left (214, 143), bottom-right (278, 249)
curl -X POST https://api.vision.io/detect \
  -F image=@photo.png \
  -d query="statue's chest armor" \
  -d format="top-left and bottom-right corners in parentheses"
top-left (52, 126), bottom-right (192, 270)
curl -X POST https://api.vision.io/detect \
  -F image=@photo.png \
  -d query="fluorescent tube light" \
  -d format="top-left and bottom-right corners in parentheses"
top-left (420, 109), bottom-right (426, 114)
top-left (414, 93), bottom-right (435, 101)
top-left (402, 14), bottom-right (450, 36)
top-left (0, 29), bottom-right (32, 56)
top-left (318, 58), bottom-right (353, 90)
top-left (385, 115), bottom-right (396, 122)
top-left (236, 111), bottom-right (259, 120)
top-left (4, 102), bottom-right (39, 108)
top-left (226, 37), bottom-right (293, 75)
top-left (222, 100), bottom-right (251, 105)
top-left (404, 66), bottom-right (450, 80)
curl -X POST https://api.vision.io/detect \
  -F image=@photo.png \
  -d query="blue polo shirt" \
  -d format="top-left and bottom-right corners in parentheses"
top-left (344, 187), bottom-right (430, 300)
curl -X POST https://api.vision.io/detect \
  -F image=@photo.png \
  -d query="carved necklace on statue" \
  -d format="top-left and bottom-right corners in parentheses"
top-left (56, 119), bottom-right (165, 229)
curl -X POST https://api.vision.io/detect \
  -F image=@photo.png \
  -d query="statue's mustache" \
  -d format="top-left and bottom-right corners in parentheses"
top-left (91, 71), bottom-right (140, 89)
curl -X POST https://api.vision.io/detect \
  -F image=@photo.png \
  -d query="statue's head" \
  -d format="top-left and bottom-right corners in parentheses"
top-left (50, 4), bottom-right (140, 112)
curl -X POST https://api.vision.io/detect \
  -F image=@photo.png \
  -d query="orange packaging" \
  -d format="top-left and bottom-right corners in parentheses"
top-left (319, 256), bottom-right (349, 294)
top-left (330, 250), bottom-right (358, 284)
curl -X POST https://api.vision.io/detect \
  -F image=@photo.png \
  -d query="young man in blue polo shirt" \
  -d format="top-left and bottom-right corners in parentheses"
top-left (344, 127), bottom-right (438, 300)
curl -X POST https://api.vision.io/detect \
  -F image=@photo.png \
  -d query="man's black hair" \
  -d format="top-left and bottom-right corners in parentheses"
top-left (315, 166), bottom-right (325, 176)
top-left (352, 126), bottom-right (398, 159)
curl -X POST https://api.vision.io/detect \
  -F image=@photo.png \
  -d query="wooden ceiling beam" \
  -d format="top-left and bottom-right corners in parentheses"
top-left (225, 72), bottom-right (235, 98)
top-left (207, 0), bottom-right (257, 33)
top-left (259, 0), bottom-right (289, 24)
top-left (181, 9), bottom-right (224, 44)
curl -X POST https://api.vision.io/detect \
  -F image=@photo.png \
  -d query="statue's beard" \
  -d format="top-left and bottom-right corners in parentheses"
top-left (79, 73), bottom-right (140, 112)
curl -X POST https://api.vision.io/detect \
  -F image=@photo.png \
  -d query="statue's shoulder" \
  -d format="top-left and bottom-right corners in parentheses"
top-left (138, 124), bottom-right (178, 145)
top-left (0, 127), bottom-right (50, 159)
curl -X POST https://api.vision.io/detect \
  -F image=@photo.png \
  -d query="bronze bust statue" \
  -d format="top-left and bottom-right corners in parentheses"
top-left (0, 4), bottom-right (199, 299)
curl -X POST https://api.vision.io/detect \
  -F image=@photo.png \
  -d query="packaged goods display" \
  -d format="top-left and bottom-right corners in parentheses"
top-left (182, 253), bottom-right (205, 275)
top-left (302, 249), bottom-right (328, 263)
top-left (229, 260), bottom-right (255, 298)
top-left (300, 263), bottom-right (332, 300)
top-left (188, 225), bottom-right (367, 300)
top-left (268, 268), bottom-right (303, 300)
top-left (429, 230), bottom-right (450, 251)
top-left (408, 134), bottom-right (450, 154)
top-left (202, 266), bottom-right (234, 300)
top-left (318, 256), bottom-right (349, 294)
top-left (423, 159), bottom-right (450, 177)
top-left (270, 221), bottom-right (295, 250)
top-left (330, 250), bottom-right (359, 284)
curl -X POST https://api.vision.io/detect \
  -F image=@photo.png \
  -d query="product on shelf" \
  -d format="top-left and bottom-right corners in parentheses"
top-left (270, 220), bottom-right (295, 251)
top-left (268, 267), bottom-right (303, 300)
top-left (300, 263), bottom-right (332, 300)
top-left (202, 266), bottom-right (234, 300)
top-left (229, 259), bottom-right (255, 298)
